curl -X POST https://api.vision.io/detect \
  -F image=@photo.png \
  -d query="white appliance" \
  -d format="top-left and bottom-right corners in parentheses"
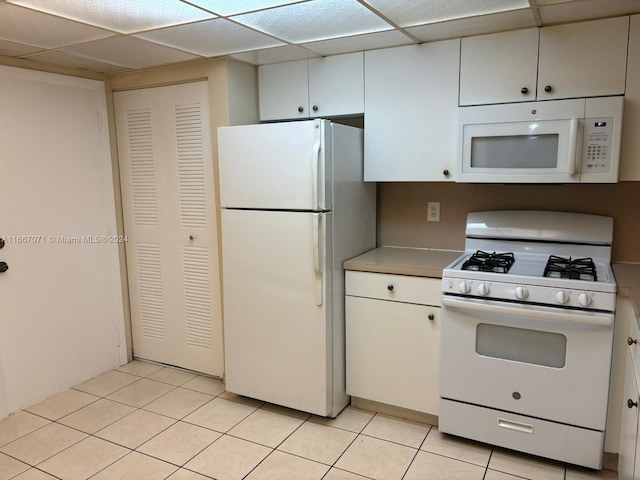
top-left (439, 211), bottom-right (616, 469)
top-left (457, 97), bottom-right (624, 183)
top-left (218, 119), bottom-right (376, 417)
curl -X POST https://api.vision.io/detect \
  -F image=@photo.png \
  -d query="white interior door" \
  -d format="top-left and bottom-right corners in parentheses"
top-left (222, 209), bottom-right (332, 415)
top-left (0, 66), bottom-right (126, 417)
top-left (114, 81), bottom-right (223, 376)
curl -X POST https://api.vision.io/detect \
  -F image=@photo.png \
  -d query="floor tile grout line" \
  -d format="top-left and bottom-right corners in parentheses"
top-left (316, 410), bottom-right (381, 478)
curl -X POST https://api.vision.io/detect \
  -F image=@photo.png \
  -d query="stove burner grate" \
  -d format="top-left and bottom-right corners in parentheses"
top-left (543, 255), bottom-right (597, 281)
top-left (461, 250), bottom-right (515, 273)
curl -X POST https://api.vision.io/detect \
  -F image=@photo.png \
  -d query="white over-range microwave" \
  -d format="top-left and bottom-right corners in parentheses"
top-left (456, 97), bottom-right (624, 183)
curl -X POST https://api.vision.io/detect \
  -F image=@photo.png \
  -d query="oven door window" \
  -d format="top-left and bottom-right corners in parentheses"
top-left (476, 323), bottom-right (567, 368)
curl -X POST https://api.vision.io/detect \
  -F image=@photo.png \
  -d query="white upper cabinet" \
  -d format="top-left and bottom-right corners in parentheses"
top-left (460, 17), bottom-right (629, 106)
top-left (621, 14), bottom-right (640, 181)
top-left (364, 40), bottom-right (460, 182)
top-left (258, 52), bottom-right (364, 121)
top-left (259, 59), bottom-right (308, 121)
top-left (460, 28), bottom-right (539, 105)
top-left (538, 17), bottom-right (628, 100)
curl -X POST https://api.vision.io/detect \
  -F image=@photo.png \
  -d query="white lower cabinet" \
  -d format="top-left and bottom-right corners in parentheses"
top-left (619, 312), bottom-right (640, 480)
top-left (345, 271), bottom-right (440, 415)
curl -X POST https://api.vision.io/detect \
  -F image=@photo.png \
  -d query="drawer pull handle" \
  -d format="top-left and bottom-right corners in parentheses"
top-left (497, 418), bottom-right (534, 434)
top-left (387, 284), bottom-right (394, 292)
top-left (628, 337), bottom-right (637, 345)
top-left (628, 398), bottom-right (638, 409)
top-left (428, 314), bottom-right (435, 320)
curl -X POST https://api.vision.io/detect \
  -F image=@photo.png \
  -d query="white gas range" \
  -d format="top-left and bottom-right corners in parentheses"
top-left (439, 210), bottom-right (616, 470)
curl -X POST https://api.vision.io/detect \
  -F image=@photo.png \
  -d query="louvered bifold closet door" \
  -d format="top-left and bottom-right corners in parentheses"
top-left (114, 81), bottom-right (223, 376)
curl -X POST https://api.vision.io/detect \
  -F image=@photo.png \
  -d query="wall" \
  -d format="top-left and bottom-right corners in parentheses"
top-left (379, 181), bottom-right (640, 263)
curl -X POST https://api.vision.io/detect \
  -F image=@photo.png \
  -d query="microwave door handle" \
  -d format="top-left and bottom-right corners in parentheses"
top-left (568, 117), bottom-right (579, 174)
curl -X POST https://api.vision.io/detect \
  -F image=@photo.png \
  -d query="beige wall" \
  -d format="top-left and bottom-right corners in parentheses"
top-left (379, 181), bottom-right (640, 262)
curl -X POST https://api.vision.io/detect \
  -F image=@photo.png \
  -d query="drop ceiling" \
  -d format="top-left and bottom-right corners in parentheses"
top-left (1, 0), bottom-right (639, 75)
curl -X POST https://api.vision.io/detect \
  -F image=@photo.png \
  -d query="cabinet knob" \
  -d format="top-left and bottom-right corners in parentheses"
top-left (189, 235), bottom-right (195, 241)
top-left (312, 105), bottom-right (318, 112)
top-left (387, 284), bottom-right (394, 292)
top-left (298, 106), bottom-right (304, 113)
top-left (428, 314), bottom-right (435, 321)
top-left (544, 85), bottom-right (552, 93)
top-left (0, 238), bottom-right (4, 249)
top-left (0, 261), bottom-right (8, 273)
top-left (521, 87), bottom-right (528, 95)
top-left (628, 398), bottom-right (638, 409)
top-left (628, 337), bottom-right (637, 345)
top-left (443, 169), bottom-right (450, 177)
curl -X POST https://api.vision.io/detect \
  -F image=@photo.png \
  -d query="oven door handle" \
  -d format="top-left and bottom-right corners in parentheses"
top-left (442, 296), bottom-right (613, 327)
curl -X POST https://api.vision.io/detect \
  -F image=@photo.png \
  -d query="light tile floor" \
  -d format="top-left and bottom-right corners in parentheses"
top-left (0, 360), bottom-right (619, 480)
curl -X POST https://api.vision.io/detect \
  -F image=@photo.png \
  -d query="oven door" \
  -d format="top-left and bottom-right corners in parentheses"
top-left (440, 295), bottom-right (614, 430)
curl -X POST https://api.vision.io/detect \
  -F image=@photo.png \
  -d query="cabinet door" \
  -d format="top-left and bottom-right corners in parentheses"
top-left (538, 17), bottom-right (629, 100)
top-left (346, 296), bottom-right (440, 414)
top-left (364, 40), bottom-right (459, 181)
top-left (619, 349), bottom-right (640, 480)
top-left (459, 29), bottom-right (539, 106)
top-left (621, 14), bottom-right (640, 181)
top-left (308, 52), bottom-right (364, 117)
top-left (259, 59), bottom-right (309, 121)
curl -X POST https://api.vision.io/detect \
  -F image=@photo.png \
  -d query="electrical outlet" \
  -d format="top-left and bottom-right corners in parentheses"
top-left (427, 202), bottom-right (440, 222)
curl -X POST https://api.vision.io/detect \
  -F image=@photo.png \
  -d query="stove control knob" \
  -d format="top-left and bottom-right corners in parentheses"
top-left (514, 286), bottom-right (529, 300)
top-left (555, 290), bottom-right (569, 304)
top-left (578, 293), bottom-right (592, 307)
top-left (459, 281), bottom-right (471, 294)
top-left (478, 283), bottom-right (490, 296)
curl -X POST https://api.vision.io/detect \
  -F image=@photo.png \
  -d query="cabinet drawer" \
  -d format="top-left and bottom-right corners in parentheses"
top-left (345, 271), bottom-right (441, 306)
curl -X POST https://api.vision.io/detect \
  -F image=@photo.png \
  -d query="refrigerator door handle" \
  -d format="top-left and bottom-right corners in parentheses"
top-left (312, 121), bottom-right (321, 211)
top-left (312, 213), bottom-right (323, 306)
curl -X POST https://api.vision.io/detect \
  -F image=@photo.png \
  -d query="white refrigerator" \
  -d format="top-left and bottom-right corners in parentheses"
top-left (218, 119), bottom-right (376, 417)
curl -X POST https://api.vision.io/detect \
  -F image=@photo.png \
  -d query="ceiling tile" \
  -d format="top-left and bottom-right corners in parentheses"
top-left (23, 50), bottom-right (130, 73)
top-left (302, 30), bottom-right (413, 56)
top-left (136, 18), bottom-right (286, 57)
top-left (230, 0), bottom-right (392, 43)
top-left (538, 0), bottom-right (640, 24)
top-left (186, 0), bottom-right (304, 16)
top-left (0, 3), bottom-right (114, 48)
top-left (6, 0), bottom-right (216, 34)
top-left (362, 0), bottom-right (530, 28)
top-left (0, 39), bottom-right (45, 58)
top-left (230, 45), bottom-right (320, 65)
top-left (408, 9), bottom-right (537, 42)
top-left (58, 36), bottom-right (202, 69)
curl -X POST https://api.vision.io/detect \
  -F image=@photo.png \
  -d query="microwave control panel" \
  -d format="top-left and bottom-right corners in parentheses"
top-left (582, 117), bottom-right (614, 173)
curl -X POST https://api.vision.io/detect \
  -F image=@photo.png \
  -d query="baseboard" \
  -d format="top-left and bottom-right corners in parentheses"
top-left (350, 397), bottom-right (438, 426)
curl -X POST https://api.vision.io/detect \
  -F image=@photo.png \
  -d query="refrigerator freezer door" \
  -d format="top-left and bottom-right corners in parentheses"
top-left (221, 208), bottom-right (335, 416)
top-left (218, 120), bottom-right (330, 211)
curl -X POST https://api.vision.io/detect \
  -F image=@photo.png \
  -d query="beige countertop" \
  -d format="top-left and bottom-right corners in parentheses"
top-left (613, 262), bottom-right (640, 313)
top-left (343, 246), bottom-right (462, 278)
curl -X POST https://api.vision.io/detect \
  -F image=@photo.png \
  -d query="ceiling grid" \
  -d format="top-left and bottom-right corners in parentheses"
top-left (1, 0), bottom-right (638, 74)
